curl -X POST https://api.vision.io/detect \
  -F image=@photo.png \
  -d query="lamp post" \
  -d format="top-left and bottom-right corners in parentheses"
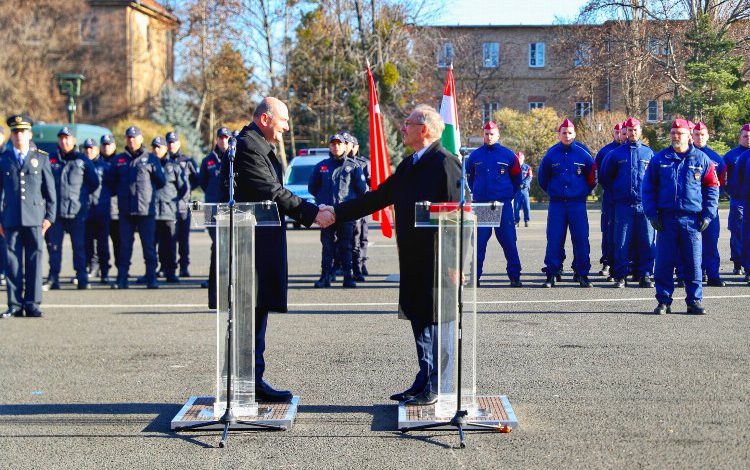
top-left (288, 86), bottom-right (297, 158)
top-left (55, 73), bottom-right (86, 124)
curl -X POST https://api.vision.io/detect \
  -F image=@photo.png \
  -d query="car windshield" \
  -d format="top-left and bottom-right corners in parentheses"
top-left (287, 164), bottom-right (317, 185)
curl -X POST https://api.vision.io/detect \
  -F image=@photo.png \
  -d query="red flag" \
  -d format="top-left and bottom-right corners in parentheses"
top-left (366, 64), bottom-right (394, 238)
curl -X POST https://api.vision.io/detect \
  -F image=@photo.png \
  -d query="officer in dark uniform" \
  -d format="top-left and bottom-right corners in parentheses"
top-left (166, 131), bottom-right (199, 278)
top-left (513, 151), bottom-right (533, 227)
top-left (154, 137), bottom-right (187, 283)
top-left (42, 128), bottom-right (68, 290)
top-left (0, 127), bottom-right (7, 287)
top-left (111, 126), bottom-right (166, 289)
top-left (0, 115), bottom-right (57, 318)
top-left (100, 135), bottom-right (120, 276)
top-left (198, 127), bottom-right (230, 306)
top-left (345, 133), bottom-right (371, 281)
top-left (45, 127), bottom-right (100, 289)
top-left (308, 134), bottom-right (367, 288)
top-left (643, 119), bottom-right (720, 315)
top-left (83, 138), bottom-right (113, 283)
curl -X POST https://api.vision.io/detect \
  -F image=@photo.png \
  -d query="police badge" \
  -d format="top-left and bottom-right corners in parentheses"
top-left (30, 158), bottom-right (39, 168)
top-left (500, 167), bottom-right (506, 175)
top-left (141, 157), bottom-right (148, 163)
top-left (694, 170), bottom-right (700, 180)
top-left (576, 166), bottom-right (582, 175)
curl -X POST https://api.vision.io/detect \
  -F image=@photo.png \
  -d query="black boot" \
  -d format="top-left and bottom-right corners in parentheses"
top-left (543, 274), bottom-right (555, 288)
top-left (343, 272), bottom-right (357, 288)
top-left (639, 276), bottom-right (654, 288)
top-left (686, 301), bottom-right (706, 315)
top-left (314, 273), bottom-right (331, 288)
top-left (654, 303), bottom-right (671, 315)
top-left (578, 275), bottom-right (592, 287)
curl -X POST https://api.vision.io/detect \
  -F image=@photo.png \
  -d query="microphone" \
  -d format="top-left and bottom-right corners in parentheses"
top-left (227, 137), bottom-right (237, 162)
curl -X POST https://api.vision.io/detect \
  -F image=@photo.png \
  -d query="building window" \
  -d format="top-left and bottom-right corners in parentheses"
top-left (437, 42), bottom-right (454, 68)
top-left (529, 42), bottom-right (545, 68)
top-left (575, 102), bottom-right (591, 118)
top-left (80, 14), bottom-right (98, 43)
top-left (482, 101), bottom-right (501, 123)
top-left (662, 100), bottom-right (672, 122)
top-left (647, 101), bottom-right (658, 122)
top-left (574, 43), bottom-right (590, 67)
top-left (482, 42), bottom-right (499, 68)
top-left (528, 102), bottom-right (545, 110)
top-left (648, 37), bottom-right (671, 56)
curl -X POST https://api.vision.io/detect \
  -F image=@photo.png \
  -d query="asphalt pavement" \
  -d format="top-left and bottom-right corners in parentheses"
top-left (0, 209), bottom-right (748, 468)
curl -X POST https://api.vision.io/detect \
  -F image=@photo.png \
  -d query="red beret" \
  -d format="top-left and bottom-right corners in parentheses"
top-left (484, 121), bottom-right (498, 130)
top-left (671, 119), bottom-right (691, 129)
top-left (693, 121), bottom-right (708, 131)
top-left (516, 151), bottom-right (525, 158)
top-left (613, 122), bottom-right (622, 131)
top-left (558, 118), bottom-right (575, 131)
top-left (741, 124), bottom-right (750, 132)
top-left (624, 117), bottom-right (641, 128)
top-left (688, 121), bottom-right (695, 130)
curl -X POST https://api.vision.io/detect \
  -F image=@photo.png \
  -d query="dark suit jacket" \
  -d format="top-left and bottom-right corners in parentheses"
top-left (0, 148), bottom-right (57, 228)
top-left (335, 140), bottom-right (463, 323)
top-left (221, 122), bottom-right (318, 312)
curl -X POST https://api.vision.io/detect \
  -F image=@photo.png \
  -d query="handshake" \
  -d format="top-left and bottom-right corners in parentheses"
top-left (315, 205), bottom-right (336, 228)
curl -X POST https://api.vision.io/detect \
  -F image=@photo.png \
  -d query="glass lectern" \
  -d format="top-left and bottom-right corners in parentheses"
top-left (191, 201), bottom-right (280, 418)
top-left (415, 201), bottom-right (503, 418)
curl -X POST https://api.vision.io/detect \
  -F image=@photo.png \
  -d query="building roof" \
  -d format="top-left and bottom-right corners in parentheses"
top-left (89, 0), bottom-right (179, 24)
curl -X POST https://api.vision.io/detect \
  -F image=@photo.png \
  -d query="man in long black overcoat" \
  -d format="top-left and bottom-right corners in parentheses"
top-left (334, 104), bottom-right (463, 405)
top-left (221, 97), bottom-right (334, 402)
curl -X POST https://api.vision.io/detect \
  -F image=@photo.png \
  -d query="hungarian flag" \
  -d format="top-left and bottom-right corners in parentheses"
top-left (366, 64), bottom-right (394, 238)
top-left (439, 65), bottom-right (461, 155)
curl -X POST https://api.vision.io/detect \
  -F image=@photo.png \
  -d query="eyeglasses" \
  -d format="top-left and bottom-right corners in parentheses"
top-left (403, 120), bottom-right (424, 127)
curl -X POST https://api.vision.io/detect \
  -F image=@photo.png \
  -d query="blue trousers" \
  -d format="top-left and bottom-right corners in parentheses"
top-left (728, 199), bottom-right (744, 266)
top-left (254, 309), bottom-right (269, 382)
top-left (600, 200), bottom-right (615, 266)
top-left (321, 221), bottom-right (355, 274)
top-left (544, 200), bottom-right (591, 276)
top-left (613, 204), bottom-right (655, 279)
top-left (45, 216), bottom-right (88, 283)
top-left (410, 318), bottom-right (438, 395)
top-left (5, 226), bottom-right (43, 309)
top-left (741, 202), bottom-right (750, 273)
top-left (44, 220), bottom-right (63, 279)
top-left (655, 213), bottom-right (702, 305)
top-left (476, 201), bottom-right (521, 279)
top-left (701, 215), bottom-right (721, 279)
top-left (0, 234), bottom-right (6, 278)
top-left (177, 211), bottom-right (191, 271)
top-left (86, 215), bottom-right (111, 278)
top-left (513, 190), bottom-right (530, 223)
top-left (156, 219), bottom-right (177, 277)
top-left (118, 215), bottom-right (157, 280)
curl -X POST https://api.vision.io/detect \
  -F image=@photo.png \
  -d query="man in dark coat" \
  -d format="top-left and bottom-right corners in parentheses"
top-left (220, 97), bottom-right (334, 402)
top-left (334, 104), bottom-right (463, 406)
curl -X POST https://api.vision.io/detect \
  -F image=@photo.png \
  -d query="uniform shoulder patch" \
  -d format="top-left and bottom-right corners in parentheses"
top-left (35, 149), bottom-right (49, 157)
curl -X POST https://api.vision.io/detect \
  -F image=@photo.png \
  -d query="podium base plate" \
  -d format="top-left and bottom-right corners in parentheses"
top-left (171, 396), bottom-right (299, 431)
top-left (398, 395), bottom-right (517, 431)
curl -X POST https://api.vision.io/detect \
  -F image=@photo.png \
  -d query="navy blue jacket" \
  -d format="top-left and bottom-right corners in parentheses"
top-left (198, 147), bottom-right (225, 203)
top-left (89, 154), bottom-right (115, 220)
top-left (58, 150), bottom-right (99, 219)
top-left (465, 143), bottom-right (521, 202)
top-left (723, 145), bottom-right (747, 199)
top-left (595, 140), bottom-right (621, 205)
top-left (537, 141), bottom-right (596, 202)
top-left (169, 150), bottom-right (199, 216)
top-left (308, 154), bottom-right (367, 206)
top-left (599, 140), bottom-right (653, 206)
top-left (695, 145), bottom-right (726, 189)
top-left (642, 144), bottom-right (720, 221)
top-left (111, 146), bottom-right (167, 217)
top-left (519, 163), bottom-right (533, 191)
top-left (0, 148), bottom-right (57, 228)
top-left (156, 156), bottom-right (188, 221)
top-left (48, 149), bottom-right (66, 216)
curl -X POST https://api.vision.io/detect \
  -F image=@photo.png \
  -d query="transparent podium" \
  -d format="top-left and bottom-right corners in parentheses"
top-left (172, 201), bottom-right (299, 433)
top-left (398, 201), bottom-right (518, 433)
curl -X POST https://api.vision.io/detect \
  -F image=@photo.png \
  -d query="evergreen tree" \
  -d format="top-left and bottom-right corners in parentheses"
top-left (670, 15), bottom-right (750, 146)
top-left (152, 84), bottom-right (205, 157)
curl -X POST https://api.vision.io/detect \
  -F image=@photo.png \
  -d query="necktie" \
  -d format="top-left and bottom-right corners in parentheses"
top-left (18, 152), bottom-right (25, 167)
top-left (412, 152), bottom-right (419, 165)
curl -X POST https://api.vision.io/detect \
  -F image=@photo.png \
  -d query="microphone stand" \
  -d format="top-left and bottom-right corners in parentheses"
top-left (174, 136), bottom-right (284, 447)
top-left (401, 151), bottom-right (504, 448)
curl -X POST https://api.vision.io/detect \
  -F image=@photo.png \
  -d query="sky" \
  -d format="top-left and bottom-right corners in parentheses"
top-left (432, 0), bottom-right (590, 26)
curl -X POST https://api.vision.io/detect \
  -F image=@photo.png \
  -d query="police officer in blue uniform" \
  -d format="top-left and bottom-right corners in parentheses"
top-left (42, 128), bottom-right (69, 290)
top-left (154, 137), bottom-right (187, 283)
top-left (466, 120), bottom-right (523, 287)
top-left (513, 151), bottom-right (532, 227)
top-left (0, 127), bottom-right (7, 287)
top-left (308, 134), bottom-right (367, 288)
top-left (594, 122), bottom-right (625, 277)
top-left (599, 117), bottom-right (655, 288)
top-left (692, 122), bottom-right (727, 286)
top-left (0, 115), bottom-right (57, 318)
top-left (538, 118), bottom-right (596, 288)
top-left (198, 127), bottom-right (230, 305)
top-left (111, 126), bottom-right (166, 289)
top-left (345, 133), bottom-right (371, 281)
top-left (166, 131), bottom-right (199, 278)
top-left (83, 138), bottom-right (113, 283)
top-left (723, 124), bottom-right (749, 275)
top-left (45, 127), bottom-right (100, 289)
top-left (737, 143), bottom-right (750, 283)
top-left (643, 119), bottom-right (720, 315)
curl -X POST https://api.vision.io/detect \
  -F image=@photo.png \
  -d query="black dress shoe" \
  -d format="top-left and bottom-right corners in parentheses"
top-left (255, 381), bottom-right (293, 402)
top-left (654, 303), bottom-right (671, 315)
top-left (524, 221), bottom-right (529, 227)
top-left (201, 281), bottom-right (209, 288)
top-left (361, 265), bottom-right (369, 276)
top-left (639, 276), bottom-right (654, 288)
top-left (599, 265), bottom-right (610, 276)
top-left (314, 275), bottom-right (331, 288)
top-left (733, 266), bottom-right (742, 275)
top-left (613, 278), bottom-right (626, 288)
top-left (24, 305), bottom-right (43, 318)
top-left (179, 269), bottom-right (191, 278)
top-left (2, 307), bottom-right (22, 318)
top-left (404, 391), bottom-right (438, 406)
top-left (389, 391), bottom-right (418, 402)
top-left (573, 273), bottom-right (580, 283)
top-left (543, 275), bottom-right (555, 288)
top-left (509, 278), bottom-right (522, 287)
top-left (165, 276), bottom-right (180, 283)
top-left (706, 278), bottom-right (726, 287)
top-left (77, 283), bottom-right (91, 290)
top-left (112, 278), bottom-right (129, 289)
top-left (352, 273), bottom-right (366, 282)
top-left (686, 302), bottom-right (706, 315)
top-left (146, 280), bottom-right (160, 289)
top-left (578, 276), bottom-right (592, 288)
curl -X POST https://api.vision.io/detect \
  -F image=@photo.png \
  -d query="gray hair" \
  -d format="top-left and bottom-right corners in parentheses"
top-left (412, 104), bottom-right (445, 139)
top-left (253, 96), bottom-right (287, 120)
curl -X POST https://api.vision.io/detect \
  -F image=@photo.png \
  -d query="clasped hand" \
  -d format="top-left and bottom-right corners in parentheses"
top-left (315, 205), bottom-right (336, 228)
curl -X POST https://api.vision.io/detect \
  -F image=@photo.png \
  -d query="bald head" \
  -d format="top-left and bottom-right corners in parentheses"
top-left (253, 97), bottom-right (290, 143)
